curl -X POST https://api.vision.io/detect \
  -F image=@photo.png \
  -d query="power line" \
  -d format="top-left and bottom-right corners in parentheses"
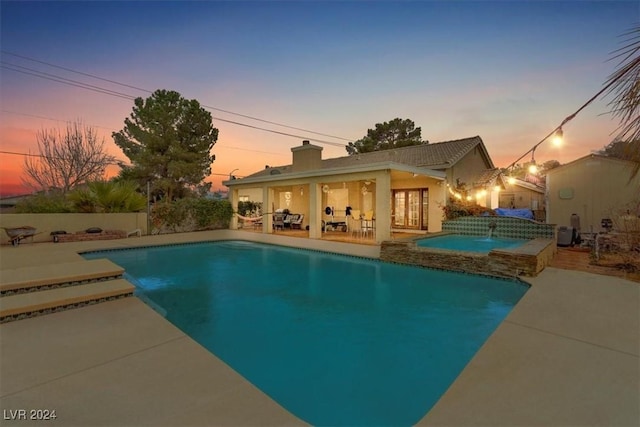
top-left (1, 109), bottom-right (307, 156)
top-left (0, 149), bottom-right (127, 166)
top-left (0, 150), bottom-right (240, 178)
top-left (1, 61), bottom-right (349, 148)
top-left (1, 50), bottom-right (150, 94)
top-left (1, 110), bottom-right (119, 132)
top-left (0, 63), bottom-right (135, 101)
top-left (1, 50), bottom-right (355, 142)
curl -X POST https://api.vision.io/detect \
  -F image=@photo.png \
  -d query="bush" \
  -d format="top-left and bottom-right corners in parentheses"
top-left (68, 181), bottom-right (146, 213)
top-left (238, 201), bottom-right (263, 216)
top-left (16, 181), bottom-right (147, 214)
top-left (15, 192), bottom-right (74, 213)
top-left (442, 201), bottom-right (495, 220)
top-left (151, 198), bottom-right (233, 234)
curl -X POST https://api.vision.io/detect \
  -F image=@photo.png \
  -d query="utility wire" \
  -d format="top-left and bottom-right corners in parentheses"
top-left (1, 109), bottom-right (287, 156)
top-left (0, 149), bottom-right (127, 166)
top-left (0, 149), bottom-right (239, 178)
top-left (1, 61), bottom-right (349, 148)
top-left (0, 63), bottom-right (135, 101)
top-left (1, 50), bottom-right (355, 142)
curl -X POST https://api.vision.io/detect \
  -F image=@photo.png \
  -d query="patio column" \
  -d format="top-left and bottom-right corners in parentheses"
top-left (308, 182), bottom-right (322, 238)
top-left (229, 188), bottom-right (239, 230)
top-left (375, 171), bottom-right (391, 242)
top-left (262, 186), bottom-right (273, 233)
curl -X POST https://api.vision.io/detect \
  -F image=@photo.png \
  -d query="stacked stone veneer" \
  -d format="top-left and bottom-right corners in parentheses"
top-left (55, 230), bottom-right (127, 243)
top-left (381, 236), bottom-right (557, 278)
top-left (442, 216), bottom-right (555, 239)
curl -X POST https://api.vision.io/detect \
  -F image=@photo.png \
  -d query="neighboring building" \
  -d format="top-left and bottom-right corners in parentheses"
top-left (0, 193), bottom-right (33, 213)
top-left (546, 154), bottom-right (640, 232)
top-left (205, 189), bottom-right (229, 201)
top-left (224, 136), bottom-right (500, 242)
top-left (500, 177), bottom-right (546, 221)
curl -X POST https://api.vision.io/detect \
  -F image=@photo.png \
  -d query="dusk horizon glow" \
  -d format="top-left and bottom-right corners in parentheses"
top-left (1, 1), bottom-right (637, 196)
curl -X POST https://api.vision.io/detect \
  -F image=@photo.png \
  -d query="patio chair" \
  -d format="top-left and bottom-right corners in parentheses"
top-left (291, 214), bottom-right (305, 229)
top-left (362, 210), bottom-right (375, 238)
top-left (273, 213), bottom-right (285, 231)
top-left (253, 218), bottom-right (263, 230)
top-left (348, 210), bottom-right (362, 238)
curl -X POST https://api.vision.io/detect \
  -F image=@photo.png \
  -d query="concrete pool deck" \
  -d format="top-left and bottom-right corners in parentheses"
top-left (1, 230), bottom-right (638, 426)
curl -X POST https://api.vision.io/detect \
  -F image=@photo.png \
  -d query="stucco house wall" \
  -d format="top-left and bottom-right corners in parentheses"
top-left (546, 154), bottom-right (640, 232)
top-left (236, 187), bottom-right (263, 203)
top-left (446, 145), bottom-right (492, 190)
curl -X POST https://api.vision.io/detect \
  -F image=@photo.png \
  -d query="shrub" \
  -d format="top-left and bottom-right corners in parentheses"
top-left (151, 198), bottom-right (233, 233)
top-left (442, 201), bottom-right (495, 220)
top-left (68, 181), bottom-right (146, 213)
top-left (14, 192), bottom-right (74, 213)
top-left (238, 201), bottom-right (263, 216)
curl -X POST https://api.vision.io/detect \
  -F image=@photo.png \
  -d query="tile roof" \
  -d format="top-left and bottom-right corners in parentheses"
top-left (473, 168), bottom-right (502, 186)
top-left (244, 136), bottom-right (486, 179)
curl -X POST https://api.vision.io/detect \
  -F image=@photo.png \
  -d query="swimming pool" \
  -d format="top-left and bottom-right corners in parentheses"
top-left (417, 234), bottom-right (528, 253)
top-left (84, 241), bottom-right (528, 426)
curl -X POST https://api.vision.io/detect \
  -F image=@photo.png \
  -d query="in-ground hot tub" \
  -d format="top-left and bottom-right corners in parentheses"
top-left (416, 234), bottom-right (528, 253)
top-left (381, 232), bottom-right (556, 278)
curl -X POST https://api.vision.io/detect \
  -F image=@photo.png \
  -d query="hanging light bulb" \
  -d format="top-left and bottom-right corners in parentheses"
top-left (551, 127), bottom-right (563, 146)
top-left (528, 148), bottom-right (538, 174)
top-left (508, 176), bottom-right (516, 185)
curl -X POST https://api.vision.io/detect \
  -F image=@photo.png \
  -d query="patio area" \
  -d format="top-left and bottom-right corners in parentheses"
top-left (236, 224), bottom-right (419, 246)
top-left (0, 230), bottom-right (638, 426)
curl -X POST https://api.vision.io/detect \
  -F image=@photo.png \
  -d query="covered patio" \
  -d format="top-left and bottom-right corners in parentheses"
top-left (226, 161), bottom-right (446, 243)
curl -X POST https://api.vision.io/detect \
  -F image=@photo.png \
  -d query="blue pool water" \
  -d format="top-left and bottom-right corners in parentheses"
top-left (417, 234), bottom-right (528, 253)
top-left (84, 241), bottom-right (528, 426)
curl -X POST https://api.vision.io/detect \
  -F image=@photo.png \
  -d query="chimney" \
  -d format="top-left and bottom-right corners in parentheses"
top-left (291, 140), bottom-right (322, 172)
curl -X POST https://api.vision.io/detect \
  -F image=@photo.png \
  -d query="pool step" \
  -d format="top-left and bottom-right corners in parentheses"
top-left (0, 279), bottom-right (135, 322)
top-left (0, 259), bottom-right (134, 323)
top-left (0, 259), bottom-right (124, 295)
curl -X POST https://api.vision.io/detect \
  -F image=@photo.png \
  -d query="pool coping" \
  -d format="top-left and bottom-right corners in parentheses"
top-left (1, 230), bottom-right (638, 426)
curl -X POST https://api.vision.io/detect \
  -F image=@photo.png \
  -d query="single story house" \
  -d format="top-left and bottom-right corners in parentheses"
top-left (224, 136), bottom-right (501, 242)
top-left (546, 154), bottom-right (640, 232)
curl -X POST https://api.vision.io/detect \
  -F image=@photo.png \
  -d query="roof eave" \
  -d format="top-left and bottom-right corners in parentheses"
top-left (223, 161), bottom-right (445, 186)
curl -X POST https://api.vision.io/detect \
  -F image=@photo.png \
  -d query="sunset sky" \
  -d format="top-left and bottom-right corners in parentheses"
top-left (1, 0), bottom-right (637, 196)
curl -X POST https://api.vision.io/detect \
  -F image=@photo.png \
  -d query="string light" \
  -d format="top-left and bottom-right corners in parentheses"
top-left (551, 128), bottom-right (563, 146)
top-left (503, 58), bottom-right (630, 180)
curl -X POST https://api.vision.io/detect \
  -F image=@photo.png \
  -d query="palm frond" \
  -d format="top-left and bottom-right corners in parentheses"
top-left (605, 24), bottom-right (640, 143)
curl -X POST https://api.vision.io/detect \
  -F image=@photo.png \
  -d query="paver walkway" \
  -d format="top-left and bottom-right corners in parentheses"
top-left (551, 247), bottom-right (640, 282)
